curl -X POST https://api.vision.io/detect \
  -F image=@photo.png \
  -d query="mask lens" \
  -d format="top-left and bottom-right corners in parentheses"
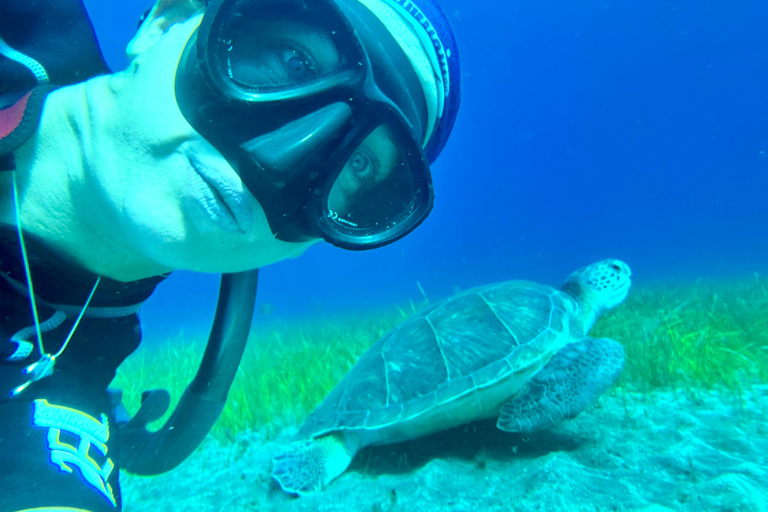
top-left (210, 0), bottom-right (355, 95)
top-left (325, 125), bottom-right (430, 239)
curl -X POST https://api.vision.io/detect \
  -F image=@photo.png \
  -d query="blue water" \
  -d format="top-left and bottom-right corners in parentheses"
top-left (82, 0), bottom-right (768, 342)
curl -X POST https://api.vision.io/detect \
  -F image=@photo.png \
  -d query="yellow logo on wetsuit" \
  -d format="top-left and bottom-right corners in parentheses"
top-left (32, 399), bottom-right (117, 507)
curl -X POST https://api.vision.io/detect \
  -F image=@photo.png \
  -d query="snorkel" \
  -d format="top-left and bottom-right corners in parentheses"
top-left (119, 270), bottom-right (259, 474)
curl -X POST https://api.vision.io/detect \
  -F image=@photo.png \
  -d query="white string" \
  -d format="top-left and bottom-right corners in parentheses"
top-left (54, 275), bottom-right (101, 358)
top-left (10, 171), bottom-right (101, 395)
top-left (11, 172), bottom-right (45, 356)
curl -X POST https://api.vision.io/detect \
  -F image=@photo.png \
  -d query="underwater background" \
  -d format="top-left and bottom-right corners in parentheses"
top-left (83, 0), bottom-right (768, 342)
top-left (75, 0), bottom-right (768, 510)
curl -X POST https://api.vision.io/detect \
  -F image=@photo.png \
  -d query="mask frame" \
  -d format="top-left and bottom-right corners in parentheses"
top-left (174, 0), bottom-right (434, 250)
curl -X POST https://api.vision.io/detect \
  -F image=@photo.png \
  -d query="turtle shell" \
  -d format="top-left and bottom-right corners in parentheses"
top-left (296, 279), bottom-right (577, 440)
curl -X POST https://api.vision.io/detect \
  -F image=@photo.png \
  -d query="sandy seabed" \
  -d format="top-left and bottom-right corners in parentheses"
top-left (121, 384), bottom-right (768, 512)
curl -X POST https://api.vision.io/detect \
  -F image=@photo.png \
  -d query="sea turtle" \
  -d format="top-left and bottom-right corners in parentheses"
top-left (272, 259), bottom-right (632, 494)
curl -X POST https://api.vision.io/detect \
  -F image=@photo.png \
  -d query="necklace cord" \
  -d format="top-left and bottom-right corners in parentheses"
top-left (55, 276), bottom-right (101, 358)
top-left (11, 172), bottom-right (45, 356)
top-left (11, 171), bottom-right (101, 361)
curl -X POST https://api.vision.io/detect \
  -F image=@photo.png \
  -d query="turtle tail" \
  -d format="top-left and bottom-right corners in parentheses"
top-left (272, 434), bottom-right (356, 494)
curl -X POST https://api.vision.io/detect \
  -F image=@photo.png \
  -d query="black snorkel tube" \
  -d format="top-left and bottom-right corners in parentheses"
top-left (118, 270), bottom-right (259, 475)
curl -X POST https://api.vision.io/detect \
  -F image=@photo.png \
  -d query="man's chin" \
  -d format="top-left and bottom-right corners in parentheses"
top-left (170, 237), bottom-right (319, 274)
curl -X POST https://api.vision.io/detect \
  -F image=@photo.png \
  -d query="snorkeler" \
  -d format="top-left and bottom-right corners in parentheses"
top-left (0, 0), bottom-right (461, 510)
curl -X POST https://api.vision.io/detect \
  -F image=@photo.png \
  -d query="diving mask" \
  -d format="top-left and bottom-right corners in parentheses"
top-left (175, 0), bottom-right (449, 250)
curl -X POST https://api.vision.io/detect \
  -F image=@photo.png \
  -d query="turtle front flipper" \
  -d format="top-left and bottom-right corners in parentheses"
top-left (272, 433), bottom-right (357, 495)
top-left (497, 337), bottom-right (625, 433)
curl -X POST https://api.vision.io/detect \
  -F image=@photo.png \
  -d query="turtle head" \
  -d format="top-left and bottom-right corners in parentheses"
top-left (560, 259), bottom-right (632, 330)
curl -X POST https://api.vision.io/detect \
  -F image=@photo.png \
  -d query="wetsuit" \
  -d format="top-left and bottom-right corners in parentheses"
top-left (1, 1), bottom-right (167, 510)
top-left (0, 229), bottom-right (166, 511)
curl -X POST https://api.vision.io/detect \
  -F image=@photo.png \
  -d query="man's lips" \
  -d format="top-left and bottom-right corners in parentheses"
top-left (188, 157), bottom-right (254, 234)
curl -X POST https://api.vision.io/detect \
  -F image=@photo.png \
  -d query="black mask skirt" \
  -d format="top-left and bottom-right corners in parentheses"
top-left (175, 0), bottom-right (433, 250)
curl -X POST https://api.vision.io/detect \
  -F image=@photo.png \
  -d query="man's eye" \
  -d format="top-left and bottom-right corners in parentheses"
top-left (349, 146), bottom-right (380, 183)
top-left (279, 45), bottom-right (317, 81)
top-left (350, 152), bottom-right (372, 177)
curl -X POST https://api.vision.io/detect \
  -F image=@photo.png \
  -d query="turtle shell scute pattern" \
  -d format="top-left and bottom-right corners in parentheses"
top-left (297, 280), bottom-right (575, 439)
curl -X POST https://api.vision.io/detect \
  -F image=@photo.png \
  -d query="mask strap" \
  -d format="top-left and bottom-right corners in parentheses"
top-left (10, 171), bottom-right (100, 396)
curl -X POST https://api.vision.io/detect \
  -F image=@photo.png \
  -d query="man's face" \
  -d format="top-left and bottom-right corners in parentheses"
top-left (85, 15), bottom-right (323, 274)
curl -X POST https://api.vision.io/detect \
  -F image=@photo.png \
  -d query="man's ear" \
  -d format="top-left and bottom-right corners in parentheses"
top-left (126, 0), bottom-right (205, 61)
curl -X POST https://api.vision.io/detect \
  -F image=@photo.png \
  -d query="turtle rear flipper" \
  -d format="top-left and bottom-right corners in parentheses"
top-left (497, 337), bottom-right (625, 433)
top-left (272, 434), bottom-right (356, 495)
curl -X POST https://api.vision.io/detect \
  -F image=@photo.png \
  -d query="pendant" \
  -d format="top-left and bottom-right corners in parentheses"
top-left (11, 353), bottom-right (56, 396)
